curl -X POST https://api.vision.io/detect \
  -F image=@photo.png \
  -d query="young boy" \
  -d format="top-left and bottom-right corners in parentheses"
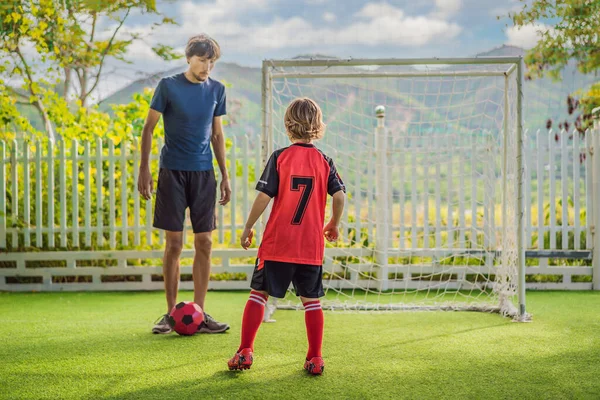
top-left (227, 97), bottom-right (346, 375)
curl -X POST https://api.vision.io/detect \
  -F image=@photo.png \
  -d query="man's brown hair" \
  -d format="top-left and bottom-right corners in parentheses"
top-left (284, 97), bottom-right (326, 141)
top-left (185, 34), bottom-right (221, 60)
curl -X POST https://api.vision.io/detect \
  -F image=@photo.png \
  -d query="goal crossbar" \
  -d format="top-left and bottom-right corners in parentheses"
top-left (270, 71), bottom-right (512, 79)
top-left (264, 56), bottom-right (522, 68)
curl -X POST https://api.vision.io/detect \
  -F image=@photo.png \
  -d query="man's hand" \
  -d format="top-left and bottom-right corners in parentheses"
top-left (219, 177), bottom-right (232, 205)
top-left (138, 166), bottom-right (153, 200)
top-left (323, 220), bottom-right (340, 242)
top-left (241, 227), bottom-right (253, 249)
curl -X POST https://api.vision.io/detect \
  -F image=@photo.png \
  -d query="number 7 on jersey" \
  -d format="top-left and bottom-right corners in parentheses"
top-left (290, 176), bottom-right (314, 225)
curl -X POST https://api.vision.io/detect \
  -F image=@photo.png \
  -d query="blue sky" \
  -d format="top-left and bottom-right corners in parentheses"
top-left (97, 0), bottom-right (544, 99)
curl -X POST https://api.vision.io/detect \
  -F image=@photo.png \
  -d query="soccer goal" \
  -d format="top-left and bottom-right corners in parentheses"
top-left (261, 57), bottom-right (528, 320)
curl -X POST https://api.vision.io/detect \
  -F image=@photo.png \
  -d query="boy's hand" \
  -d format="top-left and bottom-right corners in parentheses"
top-left (323, 220), bottom-right (339, 242)
top-left (241, 227), bottom-right (254, 249)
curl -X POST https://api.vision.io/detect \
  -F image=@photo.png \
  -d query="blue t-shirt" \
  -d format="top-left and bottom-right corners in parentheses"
top-left (150, 73), bottom-right (226, 171)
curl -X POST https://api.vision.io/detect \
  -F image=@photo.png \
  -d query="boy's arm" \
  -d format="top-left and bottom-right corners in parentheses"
top-left (138, 109), bottom-right (161, 200)
top-left (211, 116), bottom-right (231, 206)
top-left (330, 190), bottom-right (345, 225)
top-left (323, 156), bottom-right (346, 242)
top-left (241, 151), bottom-right (279, 249)
top-left (241, 192), bottom-right (272, 249)
top-left (324, 190), bottom-right (345, 242)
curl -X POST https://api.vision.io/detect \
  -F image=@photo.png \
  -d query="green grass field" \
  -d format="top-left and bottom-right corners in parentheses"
top-left (1, 291), bottom-right (599, 399)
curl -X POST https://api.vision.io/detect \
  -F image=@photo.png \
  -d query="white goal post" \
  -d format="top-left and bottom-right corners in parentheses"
top-left (261, 57), bottom-right (528, 320)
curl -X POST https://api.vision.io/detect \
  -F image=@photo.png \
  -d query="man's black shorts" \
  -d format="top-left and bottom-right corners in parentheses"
top-left (250, 259), bottom-right (325, 299)
top-left (153, 168), bottom-right (217, 233)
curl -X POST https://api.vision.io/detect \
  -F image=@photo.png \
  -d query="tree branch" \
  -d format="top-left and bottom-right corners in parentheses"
top-left (84, 7), bottom-right (131, 101)
top-left (64, 67), bottom-right (72, 98)
top-left (15, 45), bottom-right (55, 140)
top-left (80, 11), bottom-right (97, 104)
top-left (14, 46), bottom-right (36, 98)
top-left (89, 11), bottom-right (97, 43)
top-left (74, 67), bottom-right (84, 93)
top-left (6, 87), bottom-right (30, 100)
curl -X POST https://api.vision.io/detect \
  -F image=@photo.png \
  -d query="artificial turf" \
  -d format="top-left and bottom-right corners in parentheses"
top-left (1, 290), bottom-right (599, 399)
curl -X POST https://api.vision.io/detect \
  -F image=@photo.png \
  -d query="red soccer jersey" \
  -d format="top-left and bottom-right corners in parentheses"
top-left (255, 143), bottom-right (345, 267)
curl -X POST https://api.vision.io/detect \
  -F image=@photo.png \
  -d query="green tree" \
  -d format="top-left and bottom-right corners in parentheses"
top-left (0, 0), bottom-right (62, 138)
top-left (57, 0), bottom-right (180, 107)
top-left (508, 0), bottom-right (600, 130)
top-left (0, 0), bottom-right (180, 140)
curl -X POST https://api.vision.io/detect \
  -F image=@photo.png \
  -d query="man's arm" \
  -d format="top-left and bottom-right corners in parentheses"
top-left (137, 109), bottom-right (161, 200)
top-left (211, 116), bottom-right (231, 206)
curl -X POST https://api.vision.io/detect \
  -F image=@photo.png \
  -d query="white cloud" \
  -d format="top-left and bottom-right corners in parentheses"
top-left (331, 2), bottom-right (462, 47)
top-left (323, 12), bottom-right (336, 22)
top-left (237, 16), bottom-right (462, 49)
top-left (123, 40), bottom-right (159, 60)
top-left (505, 23), bottom-right (551, 49)
top-left (176, 0), bottom-right (265, 39)
top-left (183, 2), bottom-right (463, 50)
top-left (357, 2), bottom-right (405, 20)
top-left (432, 0), bottom-right (462, 19)
top-left (335, 8), bottom-right (462, 47)
top-left (206, 0), bottom-right (271, 10)
top-left (115, 1), bottom-right (462, 59)
top-left (490, 0), bottom-right (523, 18)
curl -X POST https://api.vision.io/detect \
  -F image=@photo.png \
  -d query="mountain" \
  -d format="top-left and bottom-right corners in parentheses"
top-left (98, 62), bottom-right (262, 137)
top-left (96, 45), bottom-right (597, 141)
top-left (477, 44), bottom-right (525, 57)
top-left (481, 45), bottom-right (596, 130)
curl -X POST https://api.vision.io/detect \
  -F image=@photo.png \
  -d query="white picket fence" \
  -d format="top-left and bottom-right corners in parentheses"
top-left (0, 136), bottom-right (263, 250)
top-left (0, 127), bottom-right (596, 291)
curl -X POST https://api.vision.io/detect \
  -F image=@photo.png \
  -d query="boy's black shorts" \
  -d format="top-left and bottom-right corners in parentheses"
top-left (153, 168), bottom-right (217, 233)
top-left (250, 259), bottom-right (325, 299)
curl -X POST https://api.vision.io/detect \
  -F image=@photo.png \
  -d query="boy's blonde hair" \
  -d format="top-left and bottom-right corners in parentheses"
top-left (284, 97), bottom-right (326, 141)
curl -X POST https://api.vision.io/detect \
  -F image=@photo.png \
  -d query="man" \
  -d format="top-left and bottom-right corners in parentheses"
top-left (137, 34), bottom-right (231, 334)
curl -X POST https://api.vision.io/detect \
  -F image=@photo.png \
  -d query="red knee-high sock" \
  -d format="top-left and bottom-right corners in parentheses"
top-left (304, 300), bottom-right (324, 359)
top-left (238, 290), bottom-right (268, 352)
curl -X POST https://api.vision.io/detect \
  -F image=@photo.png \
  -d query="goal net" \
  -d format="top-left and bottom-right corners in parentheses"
top-left (261, 58), bottom-right (526, 319)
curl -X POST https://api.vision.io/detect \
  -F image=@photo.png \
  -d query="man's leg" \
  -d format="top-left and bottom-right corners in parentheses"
top-left (192, 232), bottom-right (212, 310)
top-left (193, 231), bottom-right (230, 333)
top-left (151, 168), bottom-right (187, 334)
top-left (188, 170), bottom-right (228, 333)
top-left (164, 231), bottom-right (184, 313)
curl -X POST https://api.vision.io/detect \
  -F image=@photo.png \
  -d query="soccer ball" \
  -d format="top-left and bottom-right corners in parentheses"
top-left (168, 301), bottom-right (204, 336)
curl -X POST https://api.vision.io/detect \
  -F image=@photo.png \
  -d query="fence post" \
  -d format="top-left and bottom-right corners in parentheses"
top-left (0, 141), bottom-right (5, 249)
top-left (374, 105), bottom-right (389, 292)
top-left (592, 107), bottom-right (600, 290)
